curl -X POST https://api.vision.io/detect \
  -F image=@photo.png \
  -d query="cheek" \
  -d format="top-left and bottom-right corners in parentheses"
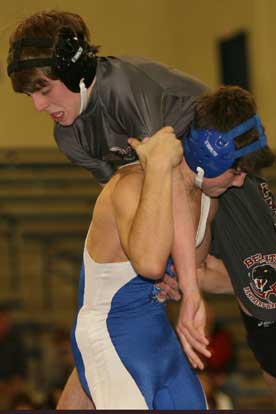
top-left (67, 93), bottom-right (80, 111)
top-left (53, 84), bottom-right (79, 109)
top-left (235, 175), bottom-right (246, 187)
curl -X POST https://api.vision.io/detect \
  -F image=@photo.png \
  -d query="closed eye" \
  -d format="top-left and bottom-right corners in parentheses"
top-left (41, 87), bottom-right (51, 96)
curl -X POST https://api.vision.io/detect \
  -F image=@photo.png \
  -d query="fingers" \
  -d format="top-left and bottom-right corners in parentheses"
top-left (178, 305), bottom-right (209, 345)
top-left (128, 126), bottom-right (174, 149)
top-left (154, 126), bottom-right (174, 135)
top-left (178, 325), bottom-right (211, 357)
top-left (177, 319), bottom-right (209, 350)
top-left (176, 295), bottom-right (211, 370)
top-left (156, 273), bottom-right (181, 301)
top-left (178, 331), bottom-right (206, 370)
top-left (177, 324), bottom-right (211, 370)
top-left (163, 273), bottom-right (178, 287)
top-left (185, 322), bottom-right (209, 345)
top-left (156, 293), bottom-right (167, 303)
top-left (128, 137), bottom-right (141, 151)
top-left (179, 333), bottom-right (204, 369)
top-left (128, 126), bottom-right (183, 169)
top-left (156, 284), bottom-right (181, 302)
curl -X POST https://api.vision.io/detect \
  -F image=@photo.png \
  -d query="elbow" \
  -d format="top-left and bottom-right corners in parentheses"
top-left (132, 257), bottom-right (166, 280)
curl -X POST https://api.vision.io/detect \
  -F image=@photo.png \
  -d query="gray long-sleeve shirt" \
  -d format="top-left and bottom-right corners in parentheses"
top-left (54, 56), bottom-right (208, 183)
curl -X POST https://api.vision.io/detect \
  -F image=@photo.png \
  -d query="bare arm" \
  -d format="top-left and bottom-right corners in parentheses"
top-left (173, 197), bottom-right (218, 369)
top-left (112, 127), bottom-right (183, 278)
top-left (197, 199), bottom-right (233, 295)
top-left (198, 254), bottom-right (234, 294)
top-left (171, 163), bottom-right (198, 294)
top-left (156, 199), bottom-right (218, 300)
top-left (156, 252), bottom-right (234, 300)
top-left (56, 368), bottom-right (95, 409)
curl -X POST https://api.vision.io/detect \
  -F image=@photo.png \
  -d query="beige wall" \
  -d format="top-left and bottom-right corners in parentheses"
top-left (0, 0), bottom-right (276, 149)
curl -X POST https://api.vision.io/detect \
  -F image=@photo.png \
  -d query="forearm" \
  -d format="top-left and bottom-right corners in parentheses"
top-left (129, 164), bottom-right (174, 276)
top-left (171, 166), bottom-right (198, 294)
top-left (56, 368), bottom-right (95, 409)
top-left (198, 255), bottom-right (234, 294)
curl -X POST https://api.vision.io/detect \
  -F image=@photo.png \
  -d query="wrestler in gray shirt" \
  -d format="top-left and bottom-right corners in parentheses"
top-left (54, 56), bottom-right (207, 183)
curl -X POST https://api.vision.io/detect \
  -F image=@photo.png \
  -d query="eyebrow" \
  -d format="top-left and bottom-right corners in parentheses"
top-left (24, 79), bottom-right (50, 94)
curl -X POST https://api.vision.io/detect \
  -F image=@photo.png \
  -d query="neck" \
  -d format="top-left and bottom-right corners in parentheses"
top-left (180, 159), bottom-right (198, 193)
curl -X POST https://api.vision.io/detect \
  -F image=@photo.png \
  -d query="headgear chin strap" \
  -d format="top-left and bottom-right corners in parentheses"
top-left (7, 29), bottom-right (97, 95)
top-left (79, 78), bottom-right (89, 114)
top-left (195, 167), bottom-right (204, 188)
top-left (183, 114), bottom-right (267, 178)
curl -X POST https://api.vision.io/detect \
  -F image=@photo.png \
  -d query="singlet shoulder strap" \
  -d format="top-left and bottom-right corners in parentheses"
top-left (196, 192), bottom-right (211, 247)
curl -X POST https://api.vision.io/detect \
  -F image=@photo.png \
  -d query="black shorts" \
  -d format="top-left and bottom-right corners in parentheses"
top-left (240, 308), bottom-right (276, 377)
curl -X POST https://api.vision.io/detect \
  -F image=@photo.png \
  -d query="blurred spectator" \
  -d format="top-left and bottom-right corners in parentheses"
top-left (0, 303), bottom-right (27, 408)
top-left (36, 339), bottom-right (73, 409)
top-left (199, 371), bottom-right (234, 409)
top-left (205, 302), bottom-right (237, 374)
top-left (9, 393), bottom-right (35, 409)
top-left (202, 302), bottom-right (237, 407)
top-left (46, 328), bottom-right (74, 392)
top-left (42, 385), bottom-right (64, 409)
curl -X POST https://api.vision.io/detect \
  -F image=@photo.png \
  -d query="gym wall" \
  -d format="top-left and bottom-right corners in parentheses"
top-left (0, 0), bottom-right (276, 149)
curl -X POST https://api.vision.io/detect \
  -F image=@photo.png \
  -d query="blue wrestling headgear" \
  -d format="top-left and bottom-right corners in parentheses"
top-left (183, 114), bottom-right (267, 179)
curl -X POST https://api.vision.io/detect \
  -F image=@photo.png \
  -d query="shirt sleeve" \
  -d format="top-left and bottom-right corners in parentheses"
top-left (110, 88), bottom-right (199, 139)
top-left (100, 57), bottom-right (208, 139)
top-left (54, 125), bottom-right (115, 184)
top-left (101, 71), bottom-right (163, 139)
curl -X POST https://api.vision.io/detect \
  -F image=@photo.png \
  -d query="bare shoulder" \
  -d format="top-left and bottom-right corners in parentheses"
top-left (111, 164), bottom-right (144, 209)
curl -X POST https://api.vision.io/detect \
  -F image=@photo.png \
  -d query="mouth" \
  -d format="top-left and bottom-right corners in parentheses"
top-left (50, 111), bottom-right (65, 122)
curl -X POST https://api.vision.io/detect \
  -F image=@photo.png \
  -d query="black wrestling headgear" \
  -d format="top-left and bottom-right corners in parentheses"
top-left (7, 28), bottom-right (97, 92)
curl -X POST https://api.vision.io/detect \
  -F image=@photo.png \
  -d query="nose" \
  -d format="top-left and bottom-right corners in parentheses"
top-left (31, 92), bottom-right (49, 112)
top-left (232, 172), bottom-right (247, 187)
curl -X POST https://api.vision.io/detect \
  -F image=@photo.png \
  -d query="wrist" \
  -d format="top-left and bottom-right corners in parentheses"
top-left (145, 161), bottom-right (173, 177)
top-left (179, 283), bottom-right (200, 296)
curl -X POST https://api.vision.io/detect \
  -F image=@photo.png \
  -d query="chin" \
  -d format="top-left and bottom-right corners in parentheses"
top-left (59, 118), bottom-right (75, 126)
top-left (61, 111), bottom-right (79, 126)
top-left (207, 189), bottom-right (223, 197)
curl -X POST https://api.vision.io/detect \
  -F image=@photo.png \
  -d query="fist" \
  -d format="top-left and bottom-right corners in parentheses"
top-left (128, 126), bottom-right (183, 170)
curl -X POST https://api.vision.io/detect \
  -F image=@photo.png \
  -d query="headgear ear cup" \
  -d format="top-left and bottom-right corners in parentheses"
top-left (183, 115), bottom-right (267, 178)
top-left (53, 28), bottom-right (97, 92)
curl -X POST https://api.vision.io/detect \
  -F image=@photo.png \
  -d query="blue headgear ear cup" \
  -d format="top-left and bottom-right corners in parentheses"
top-left (183, 114), bottom-right (267, 178)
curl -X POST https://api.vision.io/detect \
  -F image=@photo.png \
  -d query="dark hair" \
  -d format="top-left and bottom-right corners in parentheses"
top-left (194, 86), bottom-right (275, 173)
top-left (7, 10), bottom-right (100, 93)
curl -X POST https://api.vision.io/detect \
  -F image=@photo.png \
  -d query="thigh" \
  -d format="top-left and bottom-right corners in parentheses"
top-left (153, 353), bottom-right (207, 409)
